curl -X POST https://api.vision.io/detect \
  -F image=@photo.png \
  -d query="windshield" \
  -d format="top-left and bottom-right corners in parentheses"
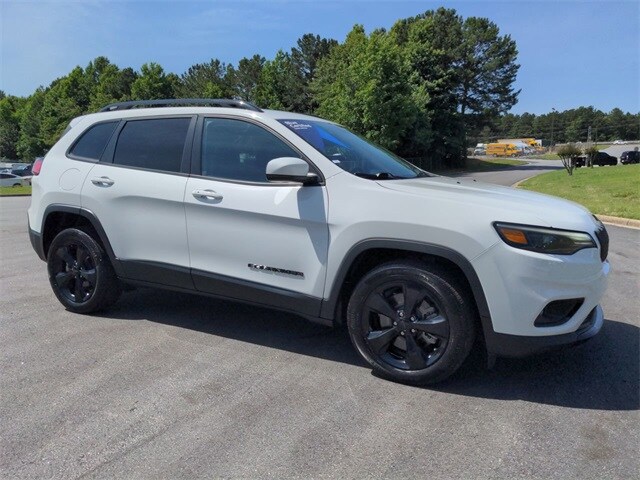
top-left (278, 119), bottom-right (429, 179)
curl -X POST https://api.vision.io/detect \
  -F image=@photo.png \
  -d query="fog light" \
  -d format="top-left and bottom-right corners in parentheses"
top-left (534, 299), bottom-right (584, 327)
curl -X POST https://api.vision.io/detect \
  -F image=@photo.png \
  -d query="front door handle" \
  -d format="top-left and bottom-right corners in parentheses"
top-left (192, 189), bottom-right (223, 201)
top-left (91, 176), bottom-right (115, 187)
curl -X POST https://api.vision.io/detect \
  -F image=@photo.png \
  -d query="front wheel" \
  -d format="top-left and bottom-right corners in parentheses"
top-left (47, 228), bottom-right (121, 313)
top-left (347, 261), bottom-right (476, 385)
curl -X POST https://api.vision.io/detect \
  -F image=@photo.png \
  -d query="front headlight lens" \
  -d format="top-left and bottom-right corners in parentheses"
top-left (493, 222), bottom-right (596, 255)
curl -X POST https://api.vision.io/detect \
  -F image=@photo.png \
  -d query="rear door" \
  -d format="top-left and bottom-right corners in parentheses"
top-left (81, 115), bottom-right (196, 288)
top-left (183, 116), bottom-right (329, 316)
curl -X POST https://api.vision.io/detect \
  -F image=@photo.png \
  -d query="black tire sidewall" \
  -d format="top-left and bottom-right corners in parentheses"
top-left (347, 262), bottom-right (476, 385)
top-left (47, 228), bottom-right (119, 313)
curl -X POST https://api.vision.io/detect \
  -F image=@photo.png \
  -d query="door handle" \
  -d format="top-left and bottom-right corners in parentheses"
top-left (91, 176), bottom-right (115, 187)
top-left (192, 189), bottom-right (223, 201)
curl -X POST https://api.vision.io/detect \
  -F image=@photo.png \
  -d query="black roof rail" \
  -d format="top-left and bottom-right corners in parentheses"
top-left (99, 98), bottom-right (263, 113)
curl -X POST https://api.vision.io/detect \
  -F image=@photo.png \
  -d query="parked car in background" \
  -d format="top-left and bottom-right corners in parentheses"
top-left (0, 172), bottom-right (30, 187)
top-left (612, 140), bottom-right (625, 145)
top-left (473, 147), bottom-right (486, 156)
top-left (620, 151), bottom-right (640, 165)
top-left (572, 151), bottom-right (618, 168)
top-left (11, 164), bottom-right (33, 176)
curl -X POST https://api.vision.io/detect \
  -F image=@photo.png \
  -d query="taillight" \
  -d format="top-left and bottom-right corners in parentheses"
top-left (32, 157), bottom-right (44, 176)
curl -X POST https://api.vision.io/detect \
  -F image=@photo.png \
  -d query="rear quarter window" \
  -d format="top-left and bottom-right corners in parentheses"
top-left (68, 121), bottom-right (119, 160)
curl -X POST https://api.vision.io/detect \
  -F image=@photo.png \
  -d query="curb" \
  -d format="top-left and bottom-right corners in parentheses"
top-left (510, 176), bottom-right (537, 188)
top-left (597, 215), bottom-right (640, 230)
top-left (0, 194), bottom-right (31, 198)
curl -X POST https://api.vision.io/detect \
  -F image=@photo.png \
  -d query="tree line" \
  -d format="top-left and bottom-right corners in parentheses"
top-left (2, 7), bottom-right (634, 169)
top-left (472, 106), bottom-right (639, 146)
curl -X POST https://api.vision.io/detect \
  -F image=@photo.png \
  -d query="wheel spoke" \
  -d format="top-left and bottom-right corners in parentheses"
top-left (366, 292), bottom-right (397, 319)
top-left (56, 247), bottom-right (75, 268)
top-left (402, 284), bottom-right (424, 317)
top-left (74, 277), bottom-right (85, 301)
top-left (80, 268), bottom-right (97, 286)
top-left (366, 328), bottom-right (398, 355)
top-left (413, 315), bottom-right (449, 338)
top-left (76, 246), bottom-right (88, 267)
top-left (55, 271), bottom-right (74, 288)
top-left (404, 334), bottom-right (427, 369)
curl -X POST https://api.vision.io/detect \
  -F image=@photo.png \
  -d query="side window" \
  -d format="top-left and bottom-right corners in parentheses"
top-left (201, 118), bottom-right (301, 182)
top-left (113, 118), bottom-right (191, 173)
top-left (69, 121), bottom-right (118, 160)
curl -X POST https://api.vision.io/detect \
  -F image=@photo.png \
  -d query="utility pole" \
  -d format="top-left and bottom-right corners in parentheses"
top-left (587, 125), bottom-right (593, 168)
top-left (550, 107), bottom-right (556, 150)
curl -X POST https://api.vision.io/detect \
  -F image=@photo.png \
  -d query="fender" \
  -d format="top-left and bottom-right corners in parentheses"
top-left (319, 238), bottom-right (493, 339)
top-left (40, 204), bottom-right (124, 277)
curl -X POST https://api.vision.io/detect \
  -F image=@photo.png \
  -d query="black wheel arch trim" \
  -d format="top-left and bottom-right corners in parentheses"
top-left (320, 238), bottom-right (493, 341)
top-left (40, 204), bottom-right (124, 277)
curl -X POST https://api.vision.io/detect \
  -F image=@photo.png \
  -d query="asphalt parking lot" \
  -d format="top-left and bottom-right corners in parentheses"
top-left (1, 192), bottom-right (638, 479)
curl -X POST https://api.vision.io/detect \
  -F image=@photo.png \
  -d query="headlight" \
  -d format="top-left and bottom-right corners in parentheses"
top-left (493, 222), bottom-right (596, 255)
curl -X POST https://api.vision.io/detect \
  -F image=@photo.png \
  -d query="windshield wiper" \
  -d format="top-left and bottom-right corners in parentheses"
top-left (353, 172), bottom-right (408, 180)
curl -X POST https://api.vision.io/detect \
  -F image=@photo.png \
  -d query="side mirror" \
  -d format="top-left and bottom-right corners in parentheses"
top-left (266, 157), bottom-right (318, 184)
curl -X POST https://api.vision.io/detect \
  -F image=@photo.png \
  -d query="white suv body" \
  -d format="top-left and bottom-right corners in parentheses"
top-left (28, 100), bottom-right (609, 384)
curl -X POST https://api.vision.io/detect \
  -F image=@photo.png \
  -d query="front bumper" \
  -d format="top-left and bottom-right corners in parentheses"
top-left (484, 305), bottom-right (604, 357)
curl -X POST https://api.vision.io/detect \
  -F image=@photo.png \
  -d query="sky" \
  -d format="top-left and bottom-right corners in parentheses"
top-left (1, 0), bottom-right (639, 114)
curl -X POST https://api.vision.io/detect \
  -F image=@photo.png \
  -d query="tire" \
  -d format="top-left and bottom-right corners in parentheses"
top-left (347, 260), bottom-right (476, 385)
top-left (47, 227), bottom-right (121, 313)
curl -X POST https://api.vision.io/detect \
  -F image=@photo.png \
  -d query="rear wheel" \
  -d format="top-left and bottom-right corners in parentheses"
top-left (347, 260), bottom-right (476, 385)
top-left (47, 228), bottom-right (121, 313)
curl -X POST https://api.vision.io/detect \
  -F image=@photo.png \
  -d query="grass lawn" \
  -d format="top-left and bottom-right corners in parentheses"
top-left (0, 185), bottom-right (32, 196)
top-left (520, 164), bottom-right (640, 219)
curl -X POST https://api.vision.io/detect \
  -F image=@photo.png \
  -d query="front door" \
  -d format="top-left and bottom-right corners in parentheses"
top-left (184, 117), bottom-right (329, 316)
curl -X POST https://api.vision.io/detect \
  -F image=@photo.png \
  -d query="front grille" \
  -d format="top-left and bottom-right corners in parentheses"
top-left (595, 223), bottom-right (609, 262)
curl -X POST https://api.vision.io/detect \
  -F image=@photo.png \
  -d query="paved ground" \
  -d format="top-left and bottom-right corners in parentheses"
top-left (601, 142), bottom-right (640, 160)
top-left (1, 191), bottom-right (638, 479)
top-left (452, 158), bottom-right (564, 186)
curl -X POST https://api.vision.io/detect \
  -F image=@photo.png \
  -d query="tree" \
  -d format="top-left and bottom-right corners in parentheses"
top-left (227, 55), bottom-right (265, 102)
top-left (254, 51), bottom-right (304, 111)
top-left (291, 34), bottom-right (338, 112)
top-left (17, 89), bottom-right (47, 160)
top-left (313, 26), bottom-right (418, 151)
top-left (0, 96), bottom-right (25, 159)
top-left (86, 57), bottom-right (138, 110)
top-left (391, 8), bottom-right (466, 165)
top-left (38, 67), bottom-right (87, 147)
top-left (177, 59), bottom-right (234, 98)
top-left (457, 17), bottom-right (520, 121)
top-left (131, 63), bottom-right (176, 100)
top-left (556, 143), bottom-right (581, 175)
top-left (584, 145), bottom-right (598, 168)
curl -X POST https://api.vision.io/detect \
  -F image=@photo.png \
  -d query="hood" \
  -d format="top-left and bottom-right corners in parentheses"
top-left (376, 175), bottom-right (596, 231)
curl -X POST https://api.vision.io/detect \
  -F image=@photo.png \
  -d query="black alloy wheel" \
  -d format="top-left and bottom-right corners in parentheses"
top-left (347, 260), bottom-right (476, 385)
top-left (50, 242), bottom-right (97, 304)
top-left (361, 281), bottom-right (450, 370)
top-left (47, 228), bottom-right (121, 313)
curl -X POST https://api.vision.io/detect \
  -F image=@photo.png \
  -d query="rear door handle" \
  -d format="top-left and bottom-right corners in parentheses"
top-left (91, 176), bottom-right (114, 187)
top-left (192, 189), bottom-right (223, 201)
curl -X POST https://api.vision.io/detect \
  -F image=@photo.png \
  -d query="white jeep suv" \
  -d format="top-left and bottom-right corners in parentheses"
top-left (28, 99), bottom-right (609, 384)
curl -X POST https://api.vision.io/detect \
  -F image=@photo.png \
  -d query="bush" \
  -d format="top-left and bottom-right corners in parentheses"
top-left (556, 143), bottom-right (582, 175)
